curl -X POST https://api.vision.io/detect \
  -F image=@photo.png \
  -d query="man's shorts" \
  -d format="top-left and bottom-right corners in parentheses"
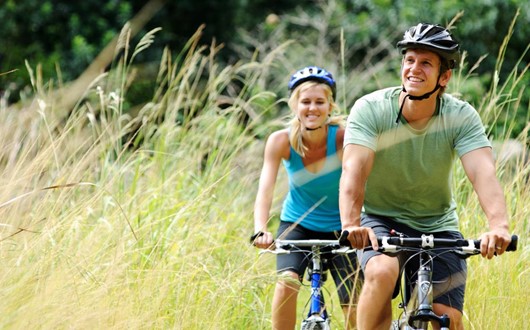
top-left (358, 214), bottom-right (467, 312)
top-left (276, 221), bottom-right (363, 305)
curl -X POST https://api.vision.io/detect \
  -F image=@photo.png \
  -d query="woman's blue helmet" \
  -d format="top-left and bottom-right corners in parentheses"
top-left (288, 66), bottom-right (336, 98)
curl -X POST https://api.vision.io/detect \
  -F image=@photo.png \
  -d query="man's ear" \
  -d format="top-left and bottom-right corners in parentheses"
top-left (439, 69), bottom-right (452, 88)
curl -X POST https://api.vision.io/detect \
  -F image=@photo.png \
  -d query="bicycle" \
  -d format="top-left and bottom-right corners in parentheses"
top-left (348, 230), bottom-right (518, 330)
top-left (260, 238), bottom-right (357, 330)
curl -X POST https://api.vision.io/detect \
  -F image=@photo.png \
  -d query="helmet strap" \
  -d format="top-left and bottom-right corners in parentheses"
top-left (396, 71), bottom-right (442, 124)
top-left (305, 126), bottom-right (323, 131)
top-left (298, 115), bottom-right (330, 130)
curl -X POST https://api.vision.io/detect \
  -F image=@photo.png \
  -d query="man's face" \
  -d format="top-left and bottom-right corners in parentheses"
top-left (401, 49), bottom-right (449, 97)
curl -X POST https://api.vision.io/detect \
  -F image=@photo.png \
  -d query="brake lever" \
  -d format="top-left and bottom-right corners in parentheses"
top-left (259, 247), bottom-right (291, 255)
top-left (332, 246), bottom-right (356, 254)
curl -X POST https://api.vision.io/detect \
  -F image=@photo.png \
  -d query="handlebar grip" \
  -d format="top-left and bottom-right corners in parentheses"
top-left (339, 230), bottom-right (352, 247)
top-left (249, 231), bottom-right (264, 244)
top-left (474, 234), bottom-right (518, 251)
top-left (507, 235), bottom-right (518, 252)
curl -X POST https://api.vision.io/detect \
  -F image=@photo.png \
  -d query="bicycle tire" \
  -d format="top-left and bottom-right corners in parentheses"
top-left (301, 317), bottom-right (330, 330)
top-left (390, 320), bottom-right (405, 330)
top-left (391, 319), bottom-right (416, 330)
top-left (300, 322), bottom-right (329, 330)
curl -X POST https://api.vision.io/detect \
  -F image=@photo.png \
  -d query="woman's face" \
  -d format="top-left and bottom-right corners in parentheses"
top-left (295, 84), bottom-right (331, 130)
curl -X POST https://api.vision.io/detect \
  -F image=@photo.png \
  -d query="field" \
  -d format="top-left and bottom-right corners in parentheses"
top-left (0, 23), bottom-right (528, 330)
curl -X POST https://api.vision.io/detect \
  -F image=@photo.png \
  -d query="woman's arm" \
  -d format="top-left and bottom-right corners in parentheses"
top-left (252, 130), bottom-right (289, 248)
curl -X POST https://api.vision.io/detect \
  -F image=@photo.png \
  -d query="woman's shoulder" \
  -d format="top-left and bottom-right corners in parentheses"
top-left (335, 126), bottom-right (345, 138)
top-left (328, 123), bottom-right (344, 134)
top-left (266, 129), bottom-right (291, 158)
top-left (268, 129), bottom-right (290, 143)
top-left (335, 126), bottom-right (345, 151)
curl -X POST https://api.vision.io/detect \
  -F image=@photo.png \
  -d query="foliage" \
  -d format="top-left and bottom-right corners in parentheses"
top-left (0, 0), bottom-right (299, 102)
top-left (3, 0), bottom-right (526, 138)
top-left (0, 1), bottom-right (133, 96)
top-left (2, 1), bottom-right (528, 98)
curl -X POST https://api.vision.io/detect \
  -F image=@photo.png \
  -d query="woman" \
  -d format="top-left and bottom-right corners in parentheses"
top-left (251, 66), bottom-right (360, 329)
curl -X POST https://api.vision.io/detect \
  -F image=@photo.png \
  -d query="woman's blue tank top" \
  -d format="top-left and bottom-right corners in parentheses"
top-left (280, 124), bottom-right (342, 232)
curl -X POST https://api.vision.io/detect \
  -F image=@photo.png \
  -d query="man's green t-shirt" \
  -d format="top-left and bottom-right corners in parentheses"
top-left (344, 87), bottom-right (491, 232)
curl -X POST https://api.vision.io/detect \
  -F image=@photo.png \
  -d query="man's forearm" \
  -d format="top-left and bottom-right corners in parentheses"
top-left (339, 144), bottom-right (373, 229)
top-left (339, 174), bottom-right (363, 228)
top-left (477, 179), bottom-right (509, 231)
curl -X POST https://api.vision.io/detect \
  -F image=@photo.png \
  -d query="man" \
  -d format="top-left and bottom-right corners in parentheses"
top-left (339, 23), bottom-right (511, 330)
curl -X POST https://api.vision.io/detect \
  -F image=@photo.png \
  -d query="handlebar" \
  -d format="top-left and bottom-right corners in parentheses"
top-left (259, 238), bottom-right (356, 255)
top-left (340, 231), bottom-right (518, 255)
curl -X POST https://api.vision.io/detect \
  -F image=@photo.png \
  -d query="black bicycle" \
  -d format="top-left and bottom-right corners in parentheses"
top-left (341, 231), bottom-right (518, 330)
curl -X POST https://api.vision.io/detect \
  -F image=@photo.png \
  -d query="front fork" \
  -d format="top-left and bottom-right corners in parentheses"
top-left (406, 254), bottom-right (450, 330)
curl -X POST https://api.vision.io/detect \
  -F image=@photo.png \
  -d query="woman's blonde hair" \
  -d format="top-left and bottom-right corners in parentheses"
top-left (286, 81), bottom-right (344, 157)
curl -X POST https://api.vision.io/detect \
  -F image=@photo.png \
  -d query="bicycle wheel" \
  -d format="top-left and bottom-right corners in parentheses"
top-left (300, 316), bottom-right (331, 330)
top-left (390, 319), bottom-right (418, 330)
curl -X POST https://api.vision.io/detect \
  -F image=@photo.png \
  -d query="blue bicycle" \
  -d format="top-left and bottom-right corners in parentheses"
top-left (261, 238), bottom-right (356, 330)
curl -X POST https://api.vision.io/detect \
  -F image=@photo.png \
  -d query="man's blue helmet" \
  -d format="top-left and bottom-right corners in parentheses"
top-left (288, 66), bottom-right (336, 98)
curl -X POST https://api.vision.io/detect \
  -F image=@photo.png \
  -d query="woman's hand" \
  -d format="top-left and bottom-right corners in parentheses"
top-left (250, 231), bottom-right (274, 249)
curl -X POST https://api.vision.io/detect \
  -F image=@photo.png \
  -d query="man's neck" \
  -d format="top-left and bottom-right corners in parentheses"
top-left (400, 92), bottom-right (438, 117)
top-left (399, 92), bottom-right (439, 128)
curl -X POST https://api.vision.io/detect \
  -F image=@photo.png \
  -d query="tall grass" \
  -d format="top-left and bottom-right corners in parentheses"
top-left (0, 12), bottom-right (528, 330)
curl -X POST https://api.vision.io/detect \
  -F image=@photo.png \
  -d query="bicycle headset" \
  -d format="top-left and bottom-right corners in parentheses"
top-left (395, 23), bottom-right (461, 123)
top-left (288, 66), bottom-right (337, 99)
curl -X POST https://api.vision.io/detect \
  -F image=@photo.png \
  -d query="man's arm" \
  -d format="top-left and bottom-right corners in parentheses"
top-left (339, 144), bottom-right (378, 249)
top-left (460, 147), bottom-right (511, 259)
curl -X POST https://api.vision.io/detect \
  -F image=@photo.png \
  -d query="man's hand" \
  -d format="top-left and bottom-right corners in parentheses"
top-left (480, 228), bottom-right (511, 259)
top-left (343, 226), bottom-right (379, 250)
